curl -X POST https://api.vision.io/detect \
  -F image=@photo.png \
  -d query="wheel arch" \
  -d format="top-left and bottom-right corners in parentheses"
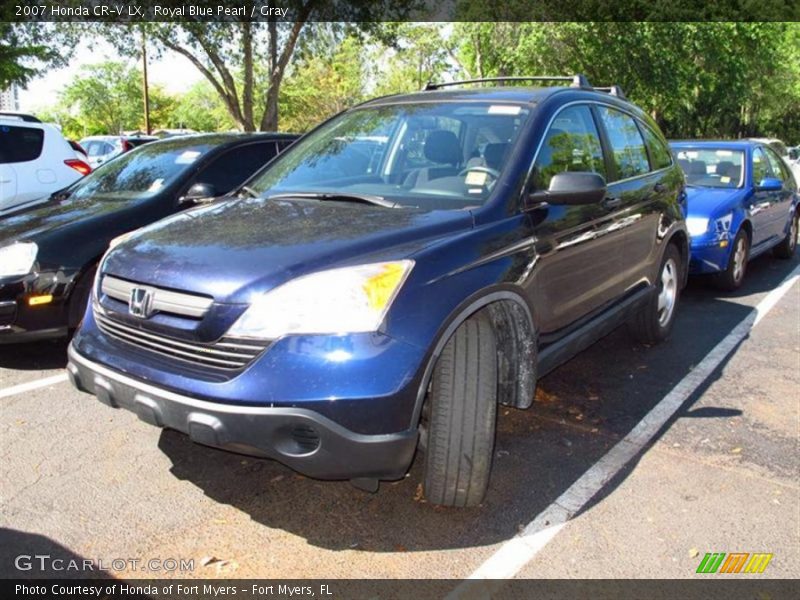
top-left (410, 287), bottom-right (537, 429)
top-left (666, 227), bottom-right (690, 287)
top-left (66, 258), bottom-right (101, 328)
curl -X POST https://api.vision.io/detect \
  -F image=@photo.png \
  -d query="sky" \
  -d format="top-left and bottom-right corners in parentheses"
top-left (18, 38), bottom-right (202, 112)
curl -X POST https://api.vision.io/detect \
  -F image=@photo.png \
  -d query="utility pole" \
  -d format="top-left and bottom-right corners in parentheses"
top-left (141, 26), bottom-right (151, 135)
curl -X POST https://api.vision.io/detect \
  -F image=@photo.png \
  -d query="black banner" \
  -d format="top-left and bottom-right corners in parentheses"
top-left (3, 0), bottom-right (800, 23)
top-left (4, 579), bottom-right (800, 600)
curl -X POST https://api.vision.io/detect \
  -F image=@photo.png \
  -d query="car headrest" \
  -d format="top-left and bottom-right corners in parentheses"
top-left (424, 130), bottom-right (461, 165)
top-left (715, 161), bottom-right (736, 178)
top-left (483, 142), bottom-right (510, 171)
top-left (688, 161), bottom-right (707, 176)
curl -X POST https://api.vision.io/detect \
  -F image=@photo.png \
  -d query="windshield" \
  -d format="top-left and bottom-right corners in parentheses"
top-left (673, 147), bottom-right (745, 188)
top-left (246, 102), bottom-right (531, 209)
top-left (68, 139), bottom-right (215, 202)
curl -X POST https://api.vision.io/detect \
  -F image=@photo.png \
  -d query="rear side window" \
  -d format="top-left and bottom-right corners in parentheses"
top-left (194, 142), bottom-right (279, 195)
top-left (0, 125), bottom-right (45, 164)
top-left (598, 107), bottom-right (650, 180)
top-left (640, 125), bottom-right (673, 170)
top-left (532, 105), bottom-right (606, 190)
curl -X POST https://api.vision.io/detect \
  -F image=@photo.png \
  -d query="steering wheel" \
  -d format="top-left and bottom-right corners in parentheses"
top-left (459, 166), bottom-right (501, 179)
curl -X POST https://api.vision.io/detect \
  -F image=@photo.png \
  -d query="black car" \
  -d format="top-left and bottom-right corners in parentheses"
top-left (69, 75), bottom-right (689, 506)
top-left (0, 132), bottom-right (297, 343)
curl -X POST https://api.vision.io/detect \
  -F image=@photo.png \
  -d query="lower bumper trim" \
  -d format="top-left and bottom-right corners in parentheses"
top-left (67, 343), bottom-right (418, 481)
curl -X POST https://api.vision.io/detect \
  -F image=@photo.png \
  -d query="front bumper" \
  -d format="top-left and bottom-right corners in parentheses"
top-left (67, 344), bottom-right (419, 481)
top-left (688, 238), bottom-right (730, 275)
top-left (0, 271), bottom-right (74, 343)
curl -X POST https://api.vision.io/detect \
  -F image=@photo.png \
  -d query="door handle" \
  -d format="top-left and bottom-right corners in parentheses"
top-left (601, 196), bottom-right (622, 210)
top-left (653, 182), bottom-right (667, 193)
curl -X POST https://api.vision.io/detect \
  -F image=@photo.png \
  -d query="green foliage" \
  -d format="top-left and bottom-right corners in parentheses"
top-left (281, 36), bottom-right (370, 133)
top-left (373, 23), bottom-right (453, 94)
top-left (0, 23), bottom-right (75, 88)
top-left (170, 81), bottom-right (236, 132)
top-left (59, 61), bottom-right (173, 135)
top-left (452, 22), bottom-right (800, 142)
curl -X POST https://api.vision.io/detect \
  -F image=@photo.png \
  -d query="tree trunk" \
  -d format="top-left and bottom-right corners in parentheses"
top-left (259, 12), bottom-right (312, 131)
top-left (242, 22), bottom-right (254, 131)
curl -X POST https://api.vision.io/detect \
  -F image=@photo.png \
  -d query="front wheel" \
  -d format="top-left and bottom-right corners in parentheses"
top-left (772, 211), bottom-right (798, 259)
top-left (628, 244), bottom-right (682, 344)
top-left (422, 313), bottom-right (497, 507)
top-left (714, 229), bottom-right (749, 291)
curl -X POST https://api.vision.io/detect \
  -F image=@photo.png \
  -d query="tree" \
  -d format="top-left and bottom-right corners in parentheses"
top-left (170, 81), bottom-right (236, 132)
top-left (373, 23), bottom-right (453, 95)
top-left (451, 22), bottom-right (800, 140)
top-left (60, 61), bottom-right (174, 135)
top-left (280, 35), bottom-right (368, 132)
top-left (85, 1), bottom-right (417, 132)
top-left (0, 23), bottom-right (75, 88)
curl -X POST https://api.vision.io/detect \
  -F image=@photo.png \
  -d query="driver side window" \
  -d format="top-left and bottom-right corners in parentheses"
top-left (752, 148), bottom-right (770, 184)
top-left (532, 105), bottom-right (606, 190)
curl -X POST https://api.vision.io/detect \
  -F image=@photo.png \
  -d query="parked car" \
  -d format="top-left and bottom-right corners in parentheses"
top-left (671, 140), bottom-right (799, 290)
top-left (0, 132), bottom-right (297, 343)
top-left (0, 112), bottom-right (91, 214)
top-left (68, 140), bottom-right (89, 163)
top-left (68, 75), bottom-right (689, 507)
top-left (78, 134), bottom-right (158, 168)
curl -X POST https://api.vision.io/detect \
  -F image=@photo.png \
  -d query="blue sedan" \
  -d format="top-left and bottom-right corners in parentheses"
top-left (671, 140), bottom-right (799, 289)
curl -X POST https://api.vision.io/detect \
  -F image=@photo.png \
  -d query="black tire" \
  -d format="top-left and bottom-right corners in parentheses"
top-left (67, 264), bottom-right (97, 329)
top-left (628, 243), bottom-right (682, 344)
top-left (772, 211), bottom-right (798, 259)
top-left (714, 229), bottom-right (749, 291)
top-left (422, 313), bottom-right (497, 507)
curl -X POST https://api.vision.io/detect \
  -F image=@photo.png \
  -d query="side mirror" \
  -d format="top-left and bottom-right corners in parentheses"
top-left (180, 182), bottom-right (216, 204)
top-left (528, 172), bottom-right (607, 206)
top-left (757, 177), bottom-right (783, 192)
top-left (789, 149), bottom-right (798, 161)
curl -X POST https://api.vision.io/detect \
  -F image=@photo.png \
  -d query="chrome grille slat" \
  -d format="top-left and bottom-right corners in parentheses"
top-left (101, 275), bottom-right (213, 318)
top-left (94, 311), bottom-right (268, 370)
top-left (96, 314), bottom-right (258, 360)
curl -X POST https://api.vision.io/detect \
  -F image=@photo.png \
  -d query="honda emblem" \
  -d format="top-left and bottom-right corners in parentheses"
top-left (129, 287), bottom-right (154, 319)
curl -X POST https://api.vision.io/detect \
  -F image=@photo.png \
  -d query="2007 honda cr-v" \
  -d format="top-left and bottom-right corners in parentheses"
top-left (69, 75), bottom-right (689, 507)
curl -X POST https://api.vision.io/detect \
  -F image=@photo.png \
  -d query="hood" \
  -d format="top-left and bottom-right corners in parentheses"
top-left (0, 194), bottom-right (141, 244)
top-left (685, 186), bottom-right (747, 218)
top-left (103, 197), bottom-right (474, 303)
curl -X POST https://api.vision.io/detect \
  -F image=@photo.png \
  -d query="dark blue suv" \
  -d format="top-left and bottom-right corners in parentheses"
top-left (68, 76), bottom-right (688, 507)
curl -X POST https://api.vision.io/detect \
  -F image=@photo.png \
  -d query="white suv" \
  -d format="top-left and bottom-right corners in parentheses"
top-left (0, 112), bottom-right (92, 214)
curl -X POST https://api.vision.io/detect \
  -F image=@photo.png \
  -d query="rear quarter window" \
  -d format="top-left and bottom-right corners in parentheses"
top-left (598, 107), bottom-right (650, 180)
top-left (640, 125), bottom-right (673, 170)
top-left (0, 125), bottom-right (45, 163)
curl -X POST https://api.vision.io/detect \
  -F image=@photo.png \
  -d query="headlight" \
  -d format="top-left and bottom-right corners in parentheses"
top-left (0, 242), bottom-right (38, 277)
top-left (227, 260), bottom-right (414, 339)
top-left (686, 217), bottom-right (710, 237)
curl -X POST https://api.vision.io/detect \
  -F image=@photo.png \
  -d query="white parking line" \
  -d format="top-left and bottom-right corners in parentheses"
top-left (0, 373), bottom-right (69, 399)
top-left (453, 263), bottom-right (800, 590)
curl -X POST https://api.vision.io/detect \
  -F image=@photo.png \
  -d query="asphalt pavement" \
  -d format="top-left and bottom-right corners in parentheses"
top-left (1, 251), bottom-right (798, 583)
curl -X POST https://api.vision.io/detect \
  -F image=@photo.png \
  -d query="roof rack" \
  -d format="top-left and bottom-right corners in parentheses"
top-left (423, 75), bottom-right (592, 91)
top-left (592, 85), bottom-right (626, 99)
top-left (0, 111), bottom-right (41, 123)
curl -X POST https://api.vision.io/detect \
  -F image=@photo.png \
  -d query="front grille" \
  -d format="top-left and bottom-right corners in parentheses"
top-left (95, 311), bottom-right (269, 370)
top-left (101, 275), bottom-right (213, 319)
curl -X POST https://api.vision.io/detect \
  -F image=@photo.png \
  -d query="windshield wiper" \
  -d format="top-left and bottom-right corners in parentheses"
top-left (237, 185), bottom-right (261, 199)
top-left (51, 190), bottom-right (72, 201)
top-left (267, 192), bottom-right (397, 209)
